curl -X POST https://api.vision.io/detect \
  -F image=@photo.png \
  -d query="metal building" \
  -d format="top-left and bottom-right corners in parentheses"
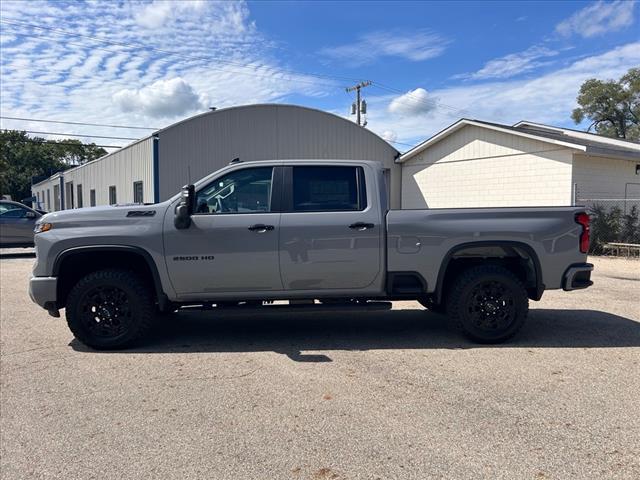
top-left (32, 104), bottom-right (401, 211)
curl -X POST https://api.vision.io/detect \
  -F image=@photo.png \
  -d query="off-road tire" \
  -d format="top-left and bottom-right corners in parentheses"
top-left (446, 265), bottom-right (528, 344)
top-left (66, 269), bottom-right (154, 350)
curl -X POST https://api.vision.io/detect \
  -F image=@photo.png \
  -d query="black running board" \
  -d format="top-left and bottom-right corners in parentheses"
top-left (176, 301), bottom-right (393, 314)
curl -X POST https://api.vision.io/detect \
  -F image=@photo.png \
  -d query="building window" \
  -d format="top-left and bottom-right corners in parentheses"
top-left (53, 185), bottom-right (60, 211)
top-left (109, 186), bottom-right (117, 205)
top-left (133, 181), bottom-right (144, 204)
top-left (90, 189), bottom-right (96, 207)
top-left (77, 184), bottom-right (83, 208)
top-left (65, 182), bottom-right (74, 209)
top-left (46, 189), bottom-right (51, 211)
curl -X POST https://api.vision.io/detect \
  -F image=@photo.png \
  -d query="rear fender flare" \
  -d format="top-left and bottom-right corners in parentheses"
top-left (434, 241), bottom-right (544, 303)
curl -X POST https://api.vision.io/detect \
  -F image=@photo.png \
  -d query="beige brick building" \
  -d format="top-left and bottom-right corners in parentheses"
top-left (399, 119), bottom-right (640, 210)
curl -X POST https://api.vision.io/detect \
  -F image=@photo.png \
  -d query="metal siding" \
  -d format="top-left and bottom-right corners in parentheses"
top-left (31, 138), bottom-right (154, 210)
top-left (158, 105), bottom-right (400, 207)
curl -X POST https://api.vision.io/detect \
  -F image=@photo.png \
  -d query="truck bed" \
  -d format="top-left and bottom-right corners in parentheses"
top-left (386, 206), bottom-right (587, 293)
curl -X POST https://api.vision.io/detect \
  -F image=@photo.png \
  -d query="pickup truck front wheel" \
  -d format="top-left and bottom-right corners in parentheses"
top-left (446, 265), bottom-right (528, 344)
top-left (66, 269), bottom-right (154, 350)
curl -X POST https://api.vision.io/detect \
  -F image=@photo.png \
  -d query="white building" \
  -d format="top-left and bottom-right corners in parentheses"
top-left (399, 119), bottom-right (640, 210)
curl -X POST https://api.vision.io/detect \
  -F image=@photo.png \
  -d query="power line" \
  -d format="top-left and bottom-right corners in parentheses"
top-left (387, 139), bottom-right (417, 148)
top-left (372, 82), bottom-right (474, 117)
top-left (8, 138), bottom-right (123, 149)
top-left (0, 116), bottom-right (159, 130)
top-left (18, 130), bottom-right (138, 141)
top-left (373, 81), bottom-right (469, 113)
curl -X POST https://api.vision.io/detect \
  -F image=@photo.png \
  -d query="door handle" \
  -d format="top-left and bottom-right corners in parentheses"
top-left (248, 224), bottom-right (275, 232)
top-left (349, 222), bottom-right (375, 230)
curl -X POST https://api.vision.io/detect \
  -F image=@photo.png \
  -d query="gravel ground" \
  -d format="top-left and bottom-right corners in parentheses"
top-left (1, 251), bottom-right (639, 479)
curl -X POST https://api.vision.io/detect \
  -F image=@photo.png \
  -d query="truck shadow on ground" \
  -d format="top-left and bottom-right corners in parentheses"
top-left (71, 308), bottom-right (640, 361)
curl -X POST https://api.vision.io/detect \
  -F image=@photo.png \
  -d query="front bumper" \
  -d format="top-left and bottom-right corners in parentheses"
top-left (29, 276), bottom-right (59, 315)
top-left (562, 263), bottom-right (593, 291)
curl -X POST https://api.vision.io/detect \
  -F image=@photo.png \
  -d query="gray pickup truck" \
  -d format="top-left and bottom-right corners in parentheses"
top-left (29, 160), bottom-right (593, 349)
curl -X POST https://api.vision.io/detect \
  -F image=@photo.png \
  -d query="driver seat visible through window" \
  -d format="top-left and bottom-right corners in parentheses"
top-left (195, 167), bottom-right (273, 214)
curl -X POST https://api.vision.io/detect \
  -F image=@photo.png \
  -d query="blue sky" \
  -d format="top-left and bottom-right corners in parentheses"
top-left (0, 0), bottom-right (638, 151)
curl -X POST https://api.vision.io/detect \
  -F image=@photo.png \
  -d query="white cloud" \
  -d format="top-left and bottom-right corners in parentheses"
top-left (556, 0), bottom-right (636, 38)
top-left (365, 42), bottom-right (640, 150)
top-left (113, 77), bottom-right (207, 118)
top-left (380, 130), bottom-right (398, 143)
top-left (0, 0), bottom-right (332, 149)
top-left (134, 0), bottom-right (206, 29)
top-left (320, 30), bottom-right (449, 66)
top-left (388, 88), bottom-right (437, 116)
top-left (455, 46), bottom-right (560, 81)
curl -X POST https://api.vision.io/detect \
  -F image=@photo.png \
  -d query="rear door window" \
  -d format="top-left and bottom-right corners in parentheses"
top-left (292, 166), bottom-right (366, 212)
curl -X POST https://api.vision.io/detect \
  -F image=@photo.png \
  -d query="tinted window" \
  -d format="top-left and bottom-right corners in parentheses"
top-left (109, 186), bottom-right (117, 205)
top-left (77, 184), bottom-right (83, 208)
top-left (0, 204), bottom-right (29, 218)
top-left (195, 167), bottom-right (273, 214)
top-left (90, 190), bottom-right (96, 207)
top-left (292, 166), bottom-right (365, 212)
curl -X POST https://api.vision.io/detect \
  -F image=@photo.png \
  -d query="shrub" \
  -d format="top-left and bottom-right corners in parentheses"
top-left (588, 203), bottom-right (640, 254)
top-left (620, 205), bottom-right (640, 244)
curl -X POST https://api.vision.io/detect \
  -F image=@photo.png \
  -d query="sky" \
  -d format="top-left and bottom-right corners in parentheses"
top-left (0, 0), bottom-right (638, 152)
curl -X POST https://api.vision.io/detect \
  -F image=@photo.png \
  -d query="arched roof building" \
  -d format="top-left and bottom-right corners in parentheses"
top-left (32, 104), bottom-right (401, 210)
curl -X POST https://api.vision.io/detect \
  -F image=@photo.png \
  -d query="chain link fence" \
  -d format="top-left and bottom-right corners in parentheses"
top-left (576, 198), bottom-right (640, 256)
top-left (576, 198), bottom-right (640, 215)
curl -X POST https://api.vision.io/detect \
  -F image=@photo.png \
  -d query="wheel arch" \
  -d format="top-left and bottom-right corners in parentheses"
top-left (434, 241), bottom-right (544, 304)
top-left (53, 245), bottom-right (168, 310)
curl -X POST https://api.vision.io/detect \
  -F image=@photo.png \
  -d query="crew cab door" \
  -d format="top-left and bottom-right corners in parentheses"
top-left (278, 164), bottom-right (383, 292)
top-left (163, 166), bottom-right (283, 297)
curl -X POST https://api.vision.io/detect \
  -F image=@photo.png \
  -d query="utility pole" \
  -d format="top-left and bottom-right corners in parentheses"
top-left (346, 80), bottom-right (371, 126)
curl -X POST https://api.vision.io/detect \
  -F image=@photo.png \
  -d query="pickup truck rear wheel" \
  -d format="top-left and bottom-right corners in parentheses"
top-left (446, 265), bottom-right (528, 343)
top-left (66, 269), bottom-right (154, 350)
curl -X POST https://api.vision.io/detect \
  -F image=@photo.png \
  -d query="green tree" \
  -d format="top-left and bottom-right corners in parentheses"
top-left (571, 68), bottom-right (639, 141)
top-left (0, 130), bottom-right (107, 202)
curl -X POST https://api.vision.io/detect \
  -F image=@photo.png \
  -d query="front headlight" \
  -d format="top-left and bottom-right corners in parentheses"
top-left (34, 222), bottom-right (53, 234)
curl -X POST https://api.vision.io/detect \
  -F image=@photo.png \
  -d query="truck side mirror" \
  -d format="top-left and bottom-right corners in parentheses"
top-left (174, 185), bottom-right (195, 229)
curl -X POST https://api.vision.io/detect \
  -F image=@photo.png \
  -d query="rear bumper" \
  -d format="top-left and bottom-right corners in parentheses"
top-left (562, 263), bottom-right (593, 291)
top-left (29, 276), bottom-right (58, 312)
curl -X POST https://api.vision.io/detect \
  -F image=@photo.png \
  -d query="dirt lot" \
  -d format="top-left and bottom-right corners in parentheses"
top-left (1, 252), bottom-right (639, 480)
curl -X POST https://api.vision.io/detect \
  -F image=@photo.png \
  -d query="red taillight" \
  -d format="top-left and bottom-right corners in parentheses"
top-left (575, 212), bottom-right (590, 254)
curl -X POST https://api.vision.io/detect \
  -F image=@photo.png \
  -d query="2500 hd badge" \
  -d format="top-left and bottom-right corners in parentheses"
top-left (173, 255), bottom-right (215, 261)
